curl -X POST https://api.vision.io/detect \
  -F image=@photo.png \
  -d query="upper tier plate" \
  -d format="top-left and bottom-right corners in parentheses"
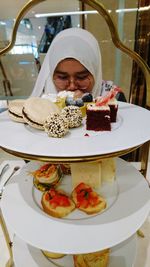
top-left (0, 102), bottom-right (150, 159)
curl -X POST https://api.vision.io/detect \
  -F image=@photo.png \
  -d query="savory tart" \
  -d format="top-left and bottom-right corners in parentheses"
top-left (72, 182), bottom-right (106, 215)
top-left (41, 188), bottom-right (75, 218)
top-left (32, 163), bottom-right (61, 191)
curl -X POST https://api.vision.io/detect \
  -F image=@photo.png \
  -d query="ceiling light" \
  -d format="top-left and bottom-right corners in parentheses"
top-left (0, 21), bottom-right (6, 25)
top-left (116, 8), bottom-right (138, 13)
top-left (116, 6), bottom-right (150, 13)
top-left (139, 5), bottom-right (150, 11)
top-left (35, 10), bottom-right (99, 17)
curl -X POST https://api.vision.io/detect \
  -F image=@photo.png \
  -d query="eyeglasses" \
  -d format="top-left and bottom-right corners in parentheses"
top-left (53, 75), bottom-right (91, 90)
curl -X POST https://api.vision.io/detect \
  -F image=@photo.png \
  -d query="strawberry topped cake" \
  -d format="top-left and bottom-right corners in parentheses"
top-left (86, 102), bottom-right (111, 131)
top-left (95, 86), bottom-right (121, 123)
top-left (86, 87), bottom-right (120, 131)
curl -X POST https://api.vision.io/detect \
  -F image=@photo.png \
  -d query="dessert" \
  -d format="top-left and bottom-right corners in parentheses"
top-left (71, 162), bottom-right (101, 189)
top-left (56, 91), bottom-right (94, 117)
top-left (108, 97), bottom-right (118, 122)
top-left (44, 113), bottom-right (69, 138)
top-left (95, 86), bottom-right (120, 123)
top-left (8, 99), bottom-right (25, 123)
top-left (22, 97), bottom-right (60, 130)
top-left (72, 183), bottom-right (106, 215)
top-left (56, 90), bottom-right (75, 109)
top-left (41, 188), bottom-right (75, 218)
top-left (86, 103), bottom-right (111, 131)
top-left (57, 90), bottom-right (74, 100)
top-left (61, 106), bottom-right (82, 128)
top-left (82, 92), bottom-right (93, 103)
top-left (73, 249), bottom-right (110, 267)
top-left (31, 163), bottom-right (61, 191)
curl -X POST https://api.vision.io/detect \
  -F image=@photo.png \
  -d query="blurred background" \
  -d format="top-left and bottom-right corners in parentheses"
top-left (0, 0), bottom-right (149, 106)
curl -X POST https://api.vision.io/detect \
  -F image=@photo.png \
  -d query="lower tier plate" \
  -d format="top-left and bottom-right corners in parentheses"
top-left (13, 234), bottom-right (137, 267)
top-left (1, 159), bottom-right (150, 254)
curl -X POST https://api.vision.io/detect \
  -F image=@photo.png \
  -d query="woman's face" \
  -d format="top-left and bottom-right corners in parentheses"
top-left (53, 58), bottom-right (95, 98)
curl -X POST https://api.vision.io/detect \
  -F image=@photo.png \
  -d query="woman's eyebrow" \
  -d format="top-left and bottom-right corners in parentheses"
top-left (76, 70), bottom-right (90, 75)
top-left (54, 70), bottom-right (89, 75)
top-left (54, 70), bottom-right (68, 75)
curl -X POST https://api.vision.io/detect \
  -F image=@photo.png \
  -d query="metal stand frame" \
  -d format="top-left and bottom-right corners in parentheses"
top-left (0, 0), bottom-right (149, 265)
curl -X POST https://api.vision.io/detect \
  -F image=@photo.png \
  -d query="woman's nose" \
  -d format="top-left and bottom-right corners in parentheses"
top-left (67, 79), bottom-right (78, 91)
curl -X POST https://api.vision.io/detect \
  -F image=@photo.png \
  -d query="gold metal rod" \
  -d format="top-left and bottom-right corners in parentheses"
top-left (140, 141), bottom-right (150, 177)
top-left (0, 210), bottom-right (13, 267)
top-left (0, 2), bottom-right (149, 265)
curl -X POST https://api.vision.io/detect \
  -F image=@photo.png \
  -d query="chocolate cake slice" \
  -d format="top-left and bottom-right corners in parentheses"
top-left (108, 98), bottom-right (118, 122)
top-left (86, 103), bottom-right (111, 131)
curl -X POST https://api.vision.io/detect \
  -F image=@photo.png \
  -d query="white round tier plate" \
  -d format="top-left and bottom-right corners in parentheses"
top-left (13, 234), bottom-right (137, 267)
top-left (1, 159), bottom-right (150, 254)
top-left (0, 102), bottom-right (150, 158)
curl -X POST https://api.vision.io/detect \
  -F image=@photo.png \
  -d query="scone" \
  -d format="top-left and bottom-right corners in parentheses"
top-left (72, 183), bottom-right (106, 215)
top-left (41, 188), bottom-right (75, 218)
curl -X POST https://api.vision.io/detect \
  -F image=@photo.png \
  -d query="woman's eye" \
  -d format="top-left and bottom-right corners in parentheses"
top-left (77, 75), bottom-right (89, 80)
top-left (57, 76), bottom-right (68, 80)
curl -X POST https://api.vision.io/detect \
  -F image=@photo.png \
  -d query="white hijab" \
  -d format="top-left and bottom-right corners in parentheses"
top-left (31, 27), bottom-right (102, 98)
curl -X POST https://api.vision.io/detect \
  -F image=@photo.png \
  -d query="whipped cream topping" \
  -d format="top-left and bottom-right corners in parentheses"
top-left (108, 97), bottom-right (118, 106)
top-left (87, 103), bottom-right (110, 111)
top-left (57, 90), bottom-right (74, 98)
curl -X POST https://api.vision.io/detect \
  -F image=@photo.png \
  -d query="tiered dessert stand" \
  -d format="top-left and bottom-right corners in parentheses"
top-left (0, 101), bottom-right (150, 267)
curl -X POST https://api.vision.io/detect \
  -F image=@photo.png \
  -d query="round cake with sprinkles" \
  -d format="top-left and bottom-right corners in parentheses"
top-left (44, 113), bottom-right (69, 138)
top-left (61, 106), bottom-right (82, 128)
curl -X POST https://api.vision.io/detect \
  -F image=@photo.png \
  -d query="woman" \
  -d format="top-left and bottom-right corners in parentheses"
top-left (31, 27), bottom-right (126, 101)
top-left (31, 27), bottom-right (102, 98)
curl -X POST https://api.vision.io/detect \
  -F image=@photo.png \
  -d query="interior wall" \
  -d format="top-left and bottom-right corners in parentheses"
top-left (84, 0), bottom-right (137, 100)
